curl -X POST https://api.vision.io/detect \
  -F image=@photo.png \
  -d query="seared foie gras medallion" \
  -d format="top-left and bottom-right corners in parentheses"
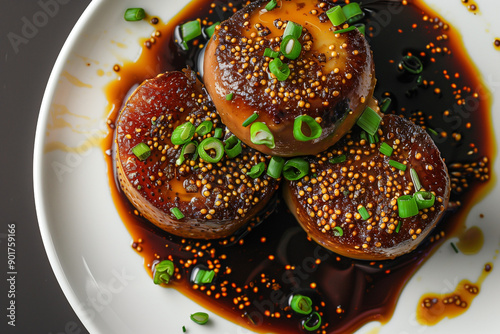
top-left (284, 115), bottom-right (450, 260)
top-left (204, 0), bottom-right (375, 157)
top-left (116, 70), bottom-right (279, 239)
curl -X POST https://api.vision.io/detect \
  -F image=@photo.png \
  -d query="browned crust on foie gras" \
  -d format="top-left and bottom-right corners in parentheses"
top-left (115, 70), bottom-right (279, 239)
top-left (284, 114), bottom-right (450, 260)
top-left (204, 0), bottom-right (375, 157)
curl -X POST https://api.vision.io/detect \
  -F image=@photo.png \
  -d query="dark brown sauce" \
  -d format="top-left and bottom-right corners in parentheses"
top-left (101, 1), bottom-right (495, 333)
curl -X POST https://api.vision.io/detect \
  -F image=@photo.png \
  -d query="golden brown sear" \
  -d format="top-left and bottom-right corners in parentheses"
top-left (115, 70), bottom-right (279, 239)
top-left (284, 114), bottom-right (450, 260)
top-left (204, 0), bottom-right (375, 157)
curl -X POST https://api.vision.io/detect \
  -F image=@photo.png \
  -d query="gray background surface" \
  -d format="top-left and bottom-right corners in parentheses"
top-left (1, 1), bottom-right (92, 333)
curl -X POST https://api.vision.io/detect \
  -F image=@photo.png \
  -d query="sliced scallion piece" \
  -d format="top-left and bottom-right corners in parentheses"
top-left (265, 0), bottom-right (277, 11)
top-left (414, 191), bottom-right (435, 210)
top-left (290, 294), bottom-right (313, 315)
top-left (302, 312), bottom-right (322, 331)
top-left (269, 58), bottom-right (290, 81)
top-left (342, 2), bottom-right (365, 24)
top-left (195, 121), bottom-right (213, 136)
top-left (266, 156), bottom-right (285, 179)
top-left (247, 162), bottom-right (266, 178)
top-left (397, 195), bottom-right (419, 218)
top-left (283, 158), bottom-right (310, 181)
top-left (389, 159), bottom-right (407, 171)
top-left (198, 137), bottom-right (224, 163)
top-left (451, 242), bottom-right (459, 253)
top-left (400, 55), bottom-right (423, 74)
top-left (250, 122), bottom-right (275, 149)
top-left (358, 206), bottom-right (370, 220)
top-left (264, 47), bottom-right (280, 58)
top-left (176, 141), bottom-right (198, 165)
top-left (380, 97), bottom-right (392, 113)
top-left (427, 127), bottom-right (439, 136)
top-left (332, 226), bottom-right (343, 236)
top-left (242, 112), bottom-right (259, 127)
top-left (170, 207), bottom-right (185, 219)
top-left (124, 8), bottom-right (146, 21)
top-left (280, 35), bottom-right (302, 60)
top-left (171, 122), bottom-right (195, 145)
top-left (379, 142), bottom-right (393, 156)
top-left (132, 142), bottom-right (151, 161)
top-left (410, 168), bottom-right (422, 191)
top-left (153, 259), bottom-right (174, 285)
top-left (326, 6), bottom-right (347, 26)
top-left (357, 106), bottom-right (381, 136)
top-left (204, 21), bottom-right (220, 39)
top-left (214, 127), bottom-right (223, 138)
top-left (190, 312), bottom-right (209, 325)
top-left (335, 25), bottom-right (357, 34)
top-left (283, 21), bottom-right (303, 39)
top-left (368, 133), bottom-right (379, 144)
top-left (395, 221), bottom-right (402, 233)
top-left (193, 268), bottom-right (215, 284)
top-left (293, 115), bottom-right (322, 141)
top-left (181, 20), bottom-right (202, 43)
top-left (226, 93), bottom-right (234, 101)
top-left (329, 154), bottom-right (346, 164)
top-left (354, 23), bottom-right (365, 35)
top-left (224, 135), bottom-right (242, 158)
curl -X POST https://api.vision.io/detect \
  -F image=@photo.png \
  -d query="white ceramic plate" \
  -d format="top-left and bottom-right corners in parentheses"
top-left (34, 0), bottom-right (500, 333)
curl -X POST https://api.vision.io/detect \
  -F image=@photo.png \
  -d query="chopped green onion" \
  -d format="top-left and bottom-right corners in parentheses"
top-left (195, 121), bottom-right (213, 136)
top-left (353, 23), bottom-right (365, 35)
top-left (329, 154), bottom-right (346, 164)
top-left (293, 115), bottom-right (322, 141)
top-left (242, 112), bottom-right (259, 127)
top-left (397, 195), bottom-right (419, 218)
top-left (224, 135), bottom-right (242, 158)
top-left (342, 3), bottom-right (365, 24)
top-left (171, 122), bottom-right (195, 145)
top-left (153, 259), bottom-right (175, 285)
top-left (332, 226), bottom-right (343, 236)
top-left (170, 207), bottom-right (185, 219)
top-left (395, 221), bottom-right (401, 233)
top-left (400, 55), bottom-right (423, 74)
top-left (410, 168), bottom-right (422, 191)
top-left (264, 48), bottom-right (280, 58)
top-left (389, 160), bottom-right (407, 171)
top-left (380, 97), bottom-right (392, 113)
top-left (414, 191), bottom-right (435, 210)
top-left (302, 311), bottom-right (322, 331)
top-left (181, 20), bottom-right (202, 43)
top-left (193, 268), bottom-right (215, 284)
top-left (182, 325), bottom-right (186, 332)
top-left (266, 156), bottom-right (285, 179)
top-left (250, 122), bottom-right (275, 149)
top-left (280, 35), bottom-right (302, 60)
top-left (358, 206), bottom-right (370, 220)
top-left (326, 6), bottom-right (347, 26)
top-left (190, 312), bottom-right (209, 325)
top-left (204, 21), bottom-right (219, 39)
top-left (226, 93), bottom-right (234, 101)
top-left (176, 141), bottom-right (198, 165)
top-left (132, 142), bottom-right (151, 161)
top-left (283, 21), bottom-right (303, 39)
top-left (368, 133), bottom-right (379, 144)
top-left (416, 75), bottom-right (424, 86)
top-left (265, 0), bottom-right (277, 11)
top-left (124, 8), bottom-right (146, 21)
top-left (357, 106), bottom-right (382, 136)
top-left (427, 127), bottom-right (438, 136)
top-left (283, 158), bottom-right (310, 181)
top-left (335, 26), bottom-right (357, 34)
top-left (198, 137), bottom-right (224, 163)
top-left (290, 295), bottom-right (313, 315)
top-left (269, 58), bottom-right (290, 81)
top-left (360, 131), bottom-right (368, 142)
top-left (247, 162), bottom-right (266, 178)
top-left (214, 127), bottom-right (223, 138)
top-left (379, 142), bottom-right (393, 156)
top-left (451, 242), bottom-right (459, 253)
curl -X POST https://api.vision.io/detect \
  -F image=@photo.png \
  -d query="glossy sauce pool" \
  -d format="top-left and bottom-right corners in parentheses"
top-left (102, 1), bottom-right (494, 333)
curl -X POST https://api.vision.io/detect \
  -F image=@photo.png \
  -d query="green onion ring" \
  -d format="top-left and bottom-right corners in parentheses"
top-left (414, 191), bottom-right (435, 210)
top-left (269, 58), bottom-right (290, 81)
top-left (280, 35), bottom-right (302, 60)
top-left (266, 156), bottom-right (285, 179)
top-left (224, 135), bottom-right (242, 158)
top-left (176, 141), bottom-right (198, 165)
top-left (247, 162), bottom-right (266, 178)
top-left (397, 195), bottom-right (419, 218)
top-left (195, 121), bottom-right (213, 137)
top-left (171, 121), bottom-right (195, 145)
top-left (250, 122), bottom-right (275, 148)
top-left (283, 158), bottom-right (309, 181)
top-left (198, 137), bottom-right (224, 163)
top-left (326, 6), bottom-right (347, 26)
top-left (293, 115), bottom-right (322, 141)
top-left (290, 294), bottom-right (313, 315)
top-left (124, 8), bottom-right (146, 21)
